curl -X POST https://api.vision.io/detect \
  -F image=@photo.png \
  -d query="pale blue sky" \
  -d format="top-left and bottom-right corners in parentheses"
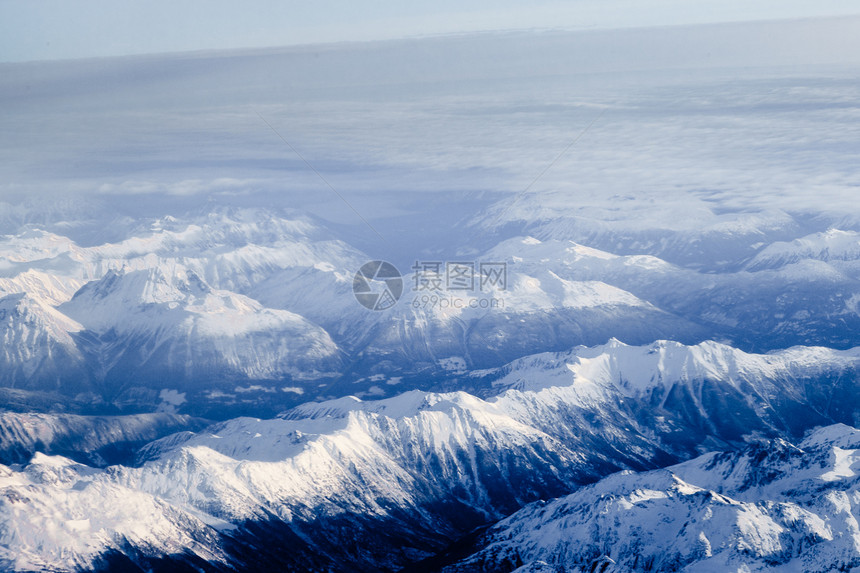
top-left (2, 0), bottom-right (860, 62)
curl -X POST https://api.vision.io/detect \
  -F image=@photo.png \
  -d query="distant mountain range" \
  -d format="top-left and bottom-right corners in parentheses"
top-left (2, 206), bottom-right (860, 421)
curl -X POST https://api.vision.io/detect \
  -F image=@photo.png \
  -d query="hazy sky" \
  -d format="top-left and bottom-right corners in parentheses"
top-left (2, 0), bottom-right (860, 62)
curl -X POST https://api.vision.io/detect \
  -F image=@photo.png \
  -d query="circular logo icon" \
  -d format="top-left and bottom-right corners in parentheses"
top-left (353, 261), bottom-right (403, 311)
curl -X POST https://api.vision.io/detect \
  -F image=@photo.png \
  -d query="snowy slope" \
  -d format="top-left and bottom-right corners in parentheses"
top-left (482, 235), bottom-right (860, 351)
top-left (441, 424), bottom-right (860, 573)
top-left (489, 337), bottom-right (859, 396)
top-left (76, 208), bottom-right (364, 298)
top-left (0, 454), bottom-right (227, 572)
top-left (0, 270), bottom-right (84, 307)
top-left (746, 228), bottom-right (860, 271)
top-left (0, 392), bottom-right (589, 572)
top-left (60, 266), bottom-right (343, 388)
top-left (5, 209), bottom-right (860, 410)
top-left (1, 340), bottom-right (860, 571)
top-left (0, 293), bottom-right (88, 391)
top-left (481, 338), bottom-right (860, 459)
top-left (0, 412), bottom-right (206, 466)
top-left (354, 263), bottom-right (708, 373)
top-left (0, 210), bottom-right (724, 408)
top-left (0, 209), bottom-right (369, 412)
top-left (0, 208), bottom-right (363, 309)
top-left (474, 189), bottom-right (810, 272)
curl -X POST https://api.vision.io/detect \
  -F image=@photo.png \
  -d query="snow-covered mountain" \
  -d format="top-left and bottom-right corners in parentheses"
top-left (0, 208), bottom-right (364, 297)
top-left (0, 412), bottom-right (206, 466)
top-left (0, 208), bottom-right (739, 414)
top-left (351, 267), bottom-right (707, 374)
top-left (473, 191), bottom-right (810, 270)
top-left (1, 339), bottom-right (859, 571)
top-left (0, 269), bottom-right (84, 308)
top-left (60, 265), bottom-right (342, 389)
top-left (482, 235), bottom-right (860, 351)
top-left (472, 338), bottom-right (860, 464)
top-left (0, 293), bottom-right (88, 392)
top-left (745, 228), bottom-right (860, 271)
top-left (4, 203), bottom-right (860, 415)
top-left (0, 391), bottom-right (587, 571)
top-left (0, 210), bottom-right (364, 413)
top-left (440, 423), bottom-right (860, 572)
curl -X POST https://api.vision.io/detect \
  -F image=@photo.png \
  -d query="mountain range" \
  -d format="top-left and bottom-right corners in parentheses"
top-left (2, 24), bottom-right (860, 570)
top-left (3, 206), bottom-right (860, 419)
top-left (1, 336), bottom-right (859, 571)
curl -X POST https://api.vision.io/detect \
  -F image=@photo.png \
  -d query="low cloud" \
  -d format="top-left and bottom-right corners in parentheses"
top-left (97, 178), bottom-right (259, 197)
